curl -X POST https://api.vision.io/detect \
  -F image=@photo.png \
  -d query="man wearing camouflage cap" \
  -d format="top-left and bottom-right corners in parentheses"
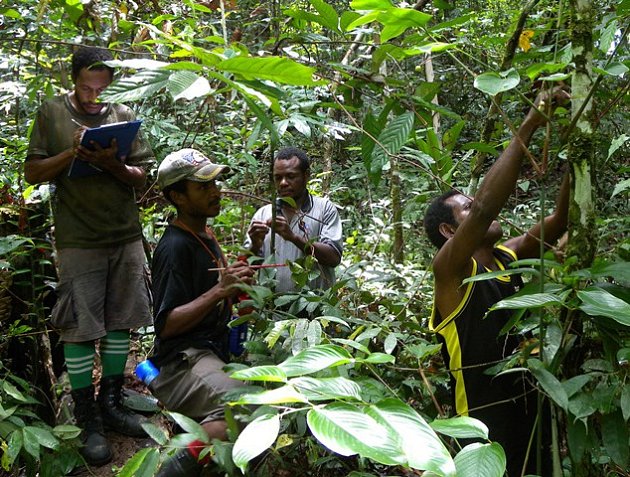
top-left (149, 148), bottom-right (254, 476)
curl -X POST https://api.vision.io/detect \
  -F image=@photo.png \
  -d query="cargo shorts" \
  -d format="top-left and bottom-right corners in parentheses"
top-left (51, 240), bottom-right (152, 342)
top-left (150, 347), bottom-right (243, 424)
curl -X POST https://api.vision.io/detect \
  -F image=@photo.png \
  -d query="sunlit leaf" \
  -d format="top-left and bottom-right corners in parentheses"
top-left (309, 0), bottom-right (340, 32)
top-left (165, 412), bottom-right (208, 441)
top-left (463, 267), bottom-right (540, 284)
top-left (454, 442), bottom-right (506, 477)
top-left (104, 59), bottom-right (170, 69)
top-left (279, 344), bottom-right (354, 377)
top-left (100, 70), bottom-right (171, 103)
top-left (578, 287), bottom-right (630, 326)
top-left (218, 57), bottom-right (322, 86)
top-left (608, 134), bottom-right (629, 160)
top-left (230, 365), bottom-right (288, 382)
top-left (167, 70), bottom-right (211, 100)
top-left (230, 385), bottom-right (308, 405)
top-left (307, 402), bottom-right (405, 465)
top-left (117, 447), bottom-right (160, 477)
top-left (233, 412), bottom-right (280, 473)
top-left (368, 111), bottom-right (414, 185)
top-left (611, 179), bottom-right (630, 199)
top-left (368, 399), bottom-right (456, 475)
top-left (360, 352), bottom-right (395, 364)
top-left (490, 292), bottom-right (564, 310)
top-left (430, 416), bottom-right (489, 439)
top-left (291, 376), bottom-right (363, 401)
top-left (350, 0), bottom-right (393, 10)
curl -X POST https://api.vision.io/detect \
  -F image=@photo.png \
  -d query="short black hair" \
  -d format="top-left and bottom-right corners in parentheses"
top-left (162, 180), bottom-right (188, 207)
top-left (423, 189), bottom-right (459, 249)
top-left (71, 46), bottom-right (114, 81)
top-left (275, 147), bottom-right (310, 173)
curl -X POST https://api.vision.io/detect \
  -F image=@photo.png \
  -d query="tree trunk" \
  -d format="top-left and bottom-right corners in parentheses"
top-left (567, 0), bottom-right (596, 268)
top-left (391, 157), bottom-right (403, 263)
top-left (566, 1), bottom-right (598, 476)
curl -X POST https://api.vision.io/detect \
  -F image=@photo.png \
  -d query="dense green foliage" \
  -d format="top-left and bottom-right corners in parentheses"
top-left (1, 0), bottom-right (629, 476)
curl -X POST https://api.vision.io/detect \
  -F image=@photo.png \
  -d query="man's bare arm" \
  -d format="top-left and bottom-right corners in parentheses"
top-left (160, 262), bottom-right (254, 339)
top-left (504, 171), bottom-right (569, 258)
top-left (433, 102), bottom-right (546, 277)
top-left (24, 151), bottom-right (75, 184)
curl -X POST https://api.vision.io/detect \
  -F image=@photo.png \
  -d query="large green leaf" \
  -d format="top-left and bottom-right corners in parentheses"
top-left (527, 359), bottom-right (568, 411)
top-left (359, 352), bottom-right (395, 364)
top-left (368, 111), bottom-right (414, 185)
top-left (561, 375), bottom-right (592, 398)
top-left (51, 424), bottom-right (81, 440)
top-left (612, 178), bottom-right (630, 198)
top-left (279, 344), bottom-right (354, 377)
top-left (100, 70), bottom-right (172, 103)
top-left (454, 442), bottom-right (506, 477)
top-left (3, 430), bottom-right (22, 469)
top-left (490, 292), bottom-right (565, 311)
top-left (473, 68), bottom-right (520, 96)
top-left (22, 426), bottom-right (58, 450)
top-left (232, 412), bottom-right (280, 473)
top-left (230, 365), bottom-right (288, 382)
top-left (621, 385), bottom-right (630, 421)
top-left (140, 422), bottom-right (169, 446)
top-left (217, 57), bottom-right (321, 86)
top-left (118, 447), bottom-right (160, 477)
top-left (310, 0), bottom-right (340, 32)
top-left (578, 287), bottom-right (630, 326)
top-left (291, 376), bottom-right (363, 401)
top-left (350, 0), bottom-right (393, 10)
top-left (430, 416), bottom-right (489, 439)
top-left (104, 58), bottom-right (170, 70)
top-left (165, 412), bottom-right (208, 441)
top-left (602, 410), bottom-right (629, 468)
top-left (307, 402), bottom-right (405, 465)
top-left (463, 267), bottom-right (540, 284)
top-left (608, 134), bottom-right (629, 160)
top-left (167, 70), bottom-right (210, 100)
top-left (22, 427), bottom-right (39, 459)
top-left (231, 385), bottom-right (308, 405)
top-left (0, 235), bottom-right (31, 256)
top-left (377, 8), bottom-right (432, 42)
top-left (368, 399), bottom-right (456, 476)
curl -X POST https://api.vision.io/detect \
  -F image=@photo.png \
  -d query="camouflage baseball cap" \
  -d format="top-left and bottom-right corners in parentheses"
top-left (157, 148), bottom-right (229, 189)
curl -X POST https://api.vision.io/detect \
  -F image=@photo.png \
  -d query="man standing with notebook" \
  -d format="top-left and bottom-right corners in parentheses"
top-left (24, 45), bottom-right (153, 466)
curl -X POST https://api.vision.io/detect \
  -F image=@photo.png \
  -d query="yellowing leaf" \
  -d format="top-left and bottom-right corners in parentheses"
top-left (519, 30), bottom-right (535, 52)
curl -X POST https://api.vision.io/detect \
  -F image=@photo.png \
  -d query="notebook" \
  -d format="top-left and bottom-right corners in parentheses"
top-left (68, 120), bottom-right (142, 178)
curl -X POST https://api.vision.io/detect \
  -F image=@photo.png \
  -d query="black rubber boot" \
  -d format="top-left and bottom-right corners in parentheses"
top-left (98, 375), bottom-right (148, 437)
top-left (71, 385), bottom-right (113, 467)
top-left (156, 449), bottom-right (204, 477)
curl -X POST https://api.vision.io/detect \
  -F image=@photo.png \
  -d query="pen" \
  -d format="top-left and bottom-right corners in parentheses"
top-left (71, 118), bottom-right (86, 128)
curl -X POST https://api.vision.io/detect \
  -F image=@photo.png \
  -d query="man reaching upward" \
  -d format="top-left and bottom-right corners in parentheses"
top-left (424, 87), bottom-right (570, 476)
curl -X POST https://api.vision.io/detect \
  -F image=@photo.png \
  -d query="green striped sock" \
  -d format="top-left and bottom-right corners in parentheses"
top-left (64, 342), bottom-right (96, 390)
top-left (101, 330), bottom-right (130, 377)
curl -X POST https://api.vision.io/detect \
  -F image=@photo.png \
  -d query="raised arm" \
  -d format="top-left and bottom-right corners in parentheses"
top-left (433, 87), bottom-right (569, 295)
top-left (503, 171), bottom-right (569, 259)
top-left (433, 97), bottom-right (548, 275)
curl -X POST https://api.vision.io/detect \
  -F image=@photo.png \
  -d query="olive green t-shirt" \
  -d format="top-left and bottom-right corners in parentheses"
top-left (27, 95), bottom-right (154, 249)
